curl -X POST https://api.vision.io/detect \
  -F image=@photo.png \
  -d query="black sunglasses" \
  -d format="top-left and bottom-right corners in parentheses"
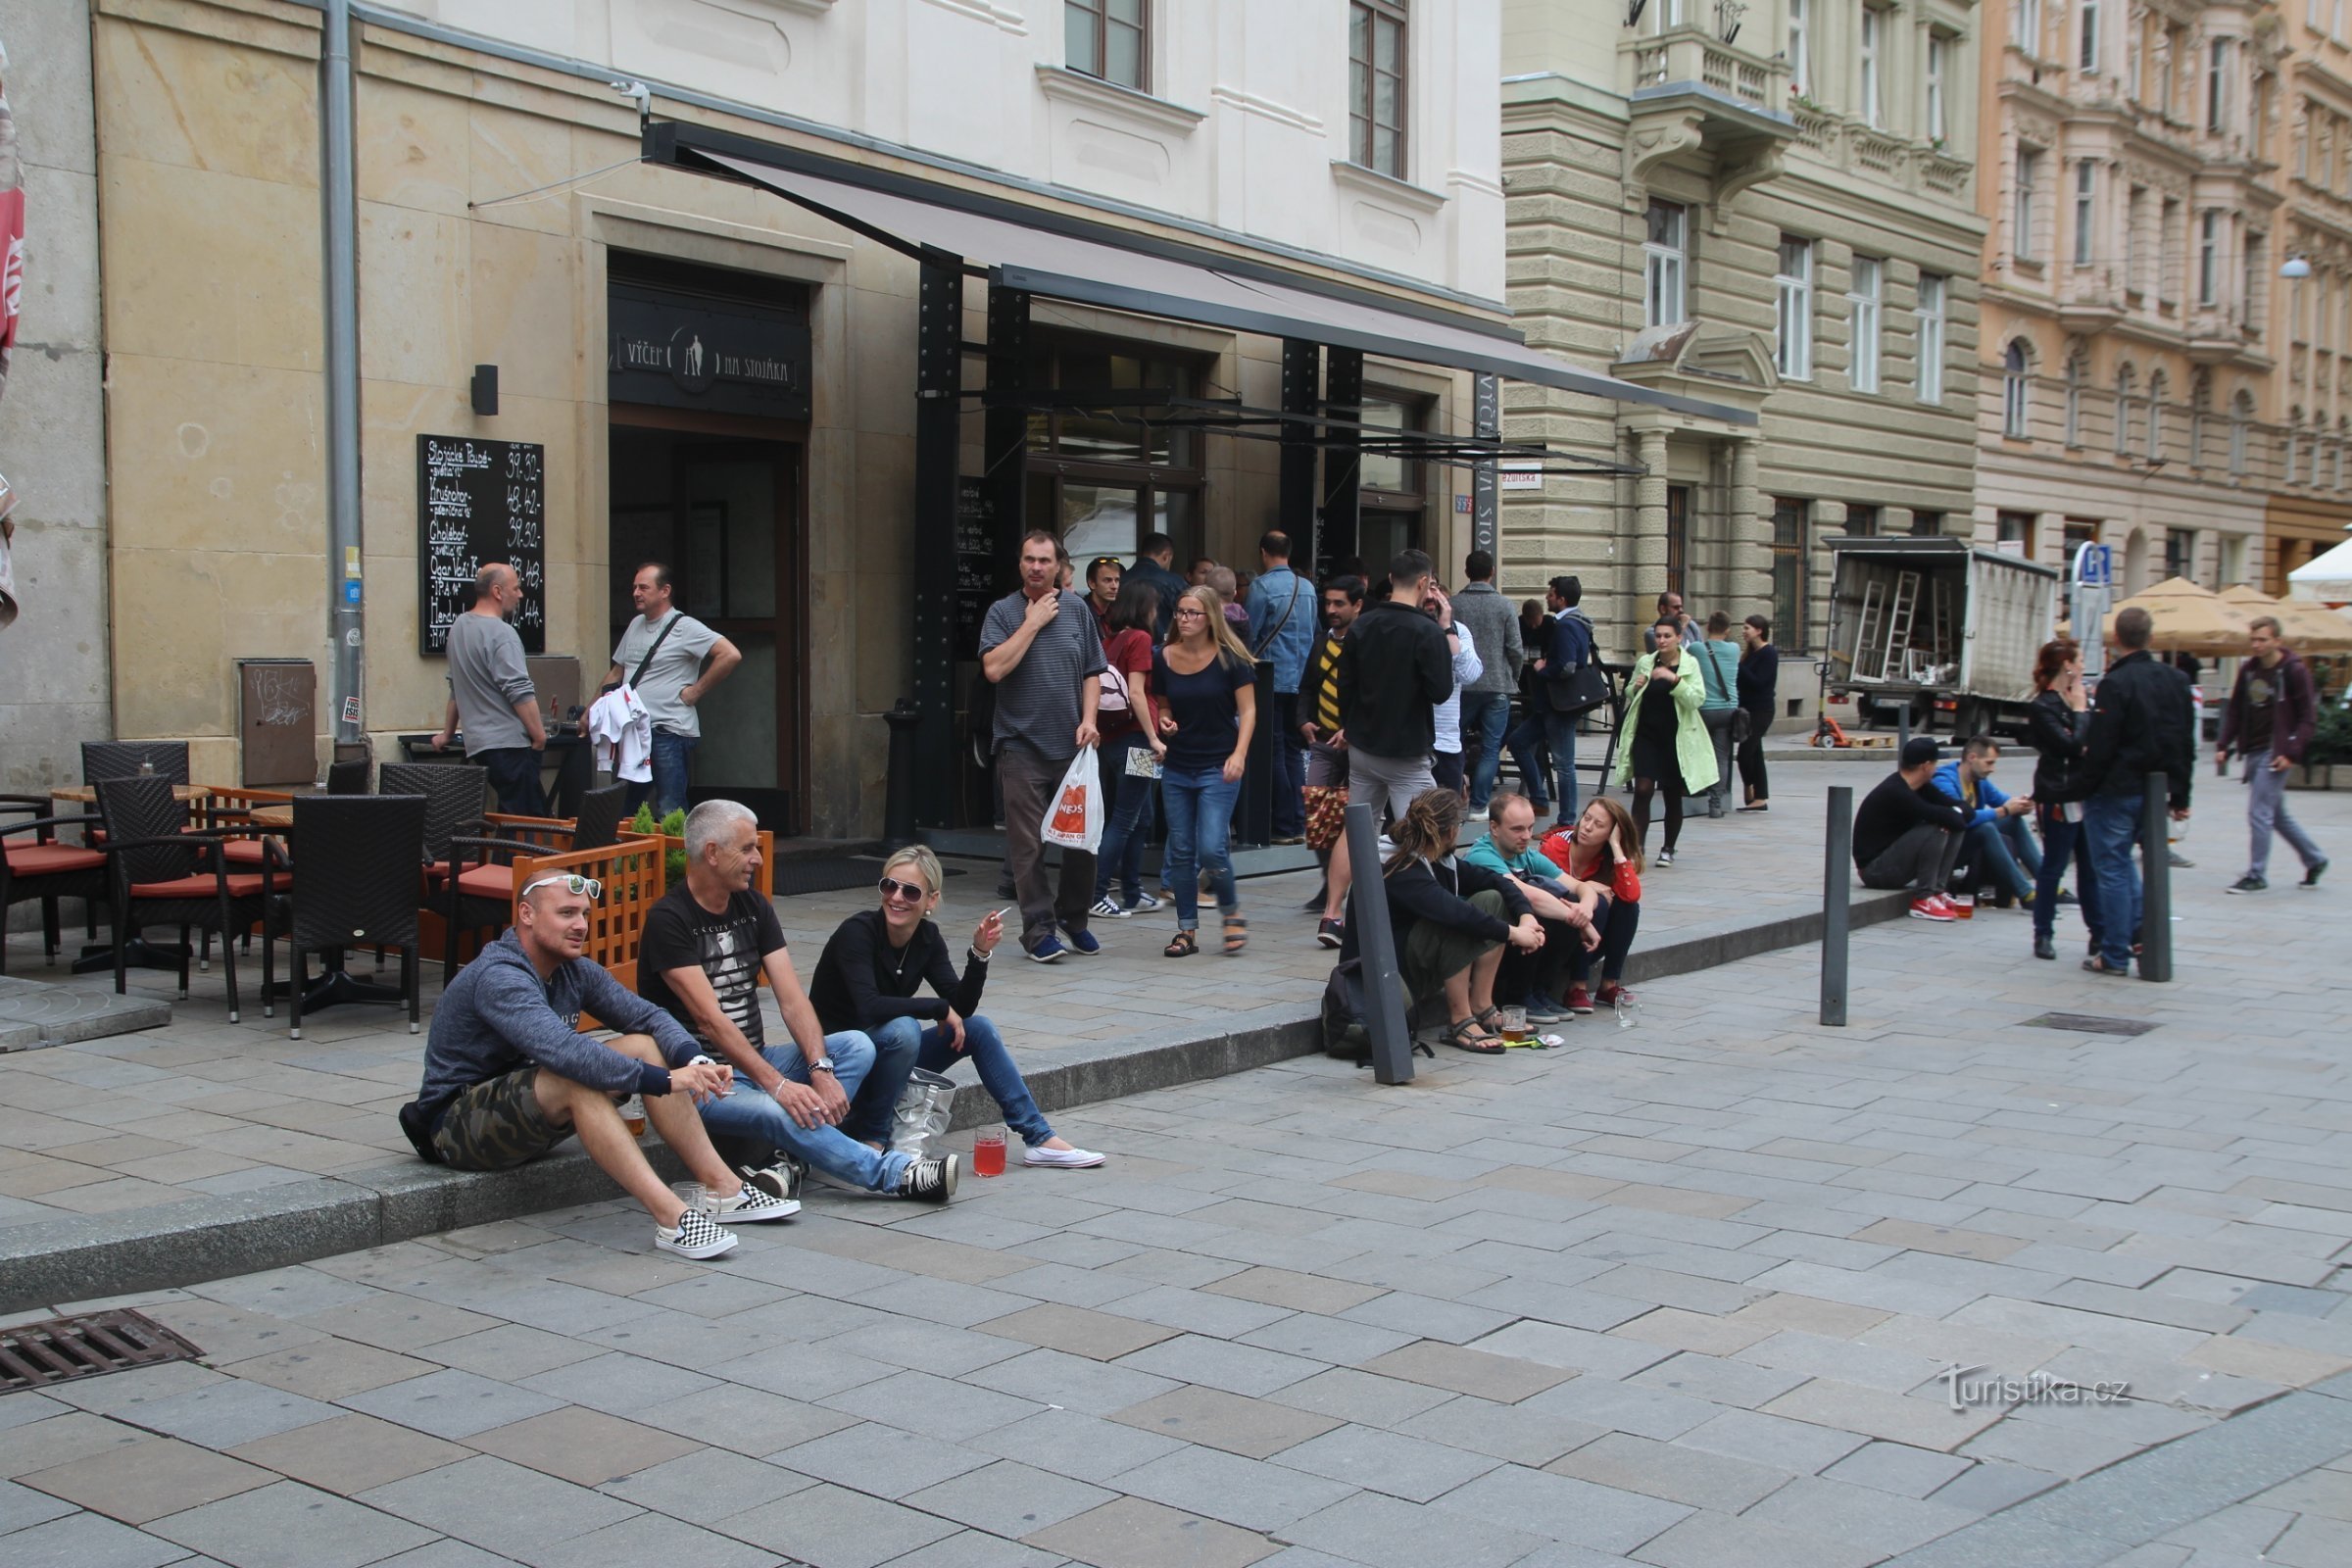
top-left (878, 876), bottom-right (929, 901)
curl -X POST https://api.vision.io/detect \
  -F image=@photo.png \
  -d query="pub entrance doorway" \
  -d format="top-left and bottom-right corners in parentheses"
top-left (608, 417), bottom-right (806, 832)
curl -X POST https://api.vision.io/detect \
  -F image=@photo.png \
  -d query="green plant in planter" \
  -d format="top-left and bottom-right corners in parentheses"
top-left (2309, 704), bottom-right (2352, 767)
top-left (628, 805), bottom-right (690, 883)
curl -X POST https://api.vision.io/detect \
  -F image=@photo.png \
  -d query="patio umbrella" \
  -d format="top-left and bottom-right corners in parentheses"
top-left (2217, 585), bottom-right (2352, 654)
top-left (2286, 534), bottom-right (2352, 604)
top-left (2098, 576), bottom-right (2254, 657)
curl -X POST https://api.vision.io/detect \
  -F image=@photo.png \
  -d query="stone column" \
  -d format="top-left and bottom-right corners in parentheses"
top-left (1728, 435), bottom-right (1767, 608)
top-left (1633, 428), bottom-right (1670, 621)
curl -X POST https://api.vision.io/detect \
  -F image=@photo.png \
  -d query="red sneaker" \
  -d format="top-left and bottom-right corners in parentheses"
top-left (1595, 983), bottom-right (1635, 1007)
top-left (1909, 895), bottom-right (1956, 922)
top-left (1564, 984), bottom-right (1595, 1015)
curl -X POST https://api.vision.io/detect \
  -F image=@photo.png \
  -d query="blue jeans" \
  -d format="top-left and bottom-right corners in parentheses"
top-left (1544, 710), bottom-right (1580, 821)
top-left (474, 746), bottom-right (548, 817)
top-left (839, 1014), bottom-right (921, 1148)
top-left (1503, 710), bottom-right (1551, 810)
top-left (872, 1013), bottom-right (1054, 1147)
top-left (1962, 812), bottom-right (2044, 902)
top-left (1094, 734), bottom-right (1159, 906)
top-left (1161, 764), bottom-right (1240, 929)
top-left (2034, 804), bottom-right (2104, 949)
top-left (1464, 693), bottom-right (1512, 808)
top-left (626, 729), bottom-right (698, 818)
top-left (2082, 793), bottom-right (2143, 971)
top-left (697, 1030), bottom-right (912, 1193)
top-left (2244, 749), bottom-right (2327, 879)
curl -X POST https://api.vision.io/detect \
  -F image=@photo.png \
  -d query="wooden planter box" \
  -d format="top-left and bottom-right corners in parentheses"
top-left (2285, 763), bottom-right (2352, 791)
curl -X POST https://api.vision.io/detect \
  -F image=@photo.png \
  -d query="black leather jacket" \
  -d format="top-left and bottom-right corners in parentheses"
top-left (2079, 651), bottom-right (2195, 811)
top-left (2027, 688), bottom-right (2093, 804)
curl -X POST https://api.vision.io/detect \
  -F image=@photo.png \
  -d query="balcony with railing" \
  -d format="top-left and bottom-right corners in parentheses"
top-left (1623, 24), bottom-right (1788, 115)
top-left (1619, 22), bottom-right (1794, 199)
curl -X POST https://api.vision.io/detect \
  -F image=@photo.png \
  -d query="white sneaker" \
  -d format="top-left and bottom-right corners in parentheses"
top-left (710, 1183), bottom-right (800, 1223)
top-left (1024, 1145), bottom-right (1106, 1169)
top-left (655, 1208), bottom-right (738, 1259)
top-left (1130, 891), bottom-right (1163, 912)
top-left (1090, 896), bottom-right (1132, 919)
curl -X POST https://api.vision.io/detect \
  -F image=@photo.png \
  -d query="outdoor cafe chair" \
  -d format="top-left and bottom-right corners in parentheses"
top-left (378, 762), bottom-right (489, 875)
top-left (442, 782), bottom-right (631, 987)
top-left (96, 775), bottom-right (283, 1022)
top-left (326, 759), bottom-right (371, 795)
top-left (270, 794), bottom-right (426, 1039)
top-left (80, 740), bottom-right (191, 785)
top-left (0, 802), bottom-right (106, 974)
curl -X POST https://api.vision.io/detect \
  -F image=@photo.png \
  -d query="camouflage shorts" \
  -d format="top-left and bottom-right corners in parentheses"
top-left (432, 1066), bottom-right (573, 1171)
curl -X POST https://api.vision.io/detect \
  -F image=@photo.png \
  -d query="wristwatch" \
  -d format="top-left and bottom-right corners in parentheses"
top-left (808, 1057), bottom-right (837, 1075)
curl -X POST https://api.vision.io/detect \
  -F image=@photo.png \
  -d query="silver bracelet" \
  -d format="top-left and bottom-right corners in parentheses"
top-left (969, 946), bottom-right (992, 964)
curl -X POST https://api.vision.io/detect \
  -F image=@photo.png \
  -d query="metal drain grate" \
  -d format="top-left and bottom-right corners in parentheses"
top-left (0, 1309), bottom-right (201, 1394)
top-left (2021, 1012), bottom-right (2159, 1038)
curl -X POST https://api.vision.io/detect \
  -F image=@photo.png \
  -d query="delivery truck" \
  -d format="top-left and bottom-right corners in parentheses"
top-left (1823, 537), bottom-right (2060, 739)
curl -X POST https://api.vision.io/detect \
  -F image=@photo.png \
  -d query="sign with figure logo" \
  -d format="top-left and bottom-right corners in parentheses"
top-left (608, 279), bottom-right (811, 420)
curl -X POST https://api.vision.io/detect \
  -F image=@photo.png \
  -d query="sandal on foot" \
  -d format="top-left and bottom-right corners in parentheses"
top-left (1222, 912), bottom-right (1248, 956)
top-left (2082, 955), bottom-right (2130, 976)
top-left (1164, 929), bottom-right (1199, 957)
top-left (1443, 1017), bottom-right (1506, 1054)
top-left (1472, 1004), bottom-right (1503, 1035)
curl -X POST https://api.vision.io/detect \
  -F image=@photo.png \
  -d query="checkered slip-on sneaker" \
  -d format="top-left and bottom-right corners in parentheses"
top-left (655, 1208), bottom-right (739, 1259)
top-left (710, 1183), bottom-right (800, 1223)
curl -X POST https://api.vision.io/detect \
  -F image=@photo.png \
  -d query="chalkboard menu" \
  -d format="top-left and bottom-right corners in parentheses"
top-left (418, 435), bottom-right (546, 657)
top-left (956, 477), bottom-right (1001, 660)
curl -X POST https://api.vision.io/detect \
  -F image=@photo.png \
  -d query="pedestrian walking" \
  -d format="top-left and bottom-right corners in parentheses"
top-left (1691, 611), bottom-right (1741, 819)
top-left (1301, 575), bottom-right (1364, 949)
top-left (431, 562), bottom-right (549, 815)
top-left (1614, 617), bottom-right (1718, 864)
top-left (1530, 575), bottom-right (1598, 824)
top-left (2076, 607), bottom-right (2195, 976)
top-left (606, 562), bottom-right (742, 817)
top-left (1084, 556), bottom-right (1122, 642)
top-left (1336, 550), bottom-right (1457, 822)
top-left (1503, 598), bottom-right (1555, 817)
top-left (1426, 574), bottom-right (1485, 799)
top-left (2026, 637), bottom-right (2104, 960)
top-left (1244, 530), bottom-right (1316, 845)
top-left (1153, 585), bottom-right (1258, 956)
top-left (1736, 614), bottom-right (1778, 810)
top-left (1453, 551), bottom-right (1524, 810)
top-left (979, 530), bottom-right (1107, 963)
top-left (2219, 614), bottom-right (2328, 894)
top-left (1090, 578), bottom-right (1166, 920)
top-left (1127, 531), bottom-right (1187, 641)
top-left (1641, 590), bottom-right (1701, 655)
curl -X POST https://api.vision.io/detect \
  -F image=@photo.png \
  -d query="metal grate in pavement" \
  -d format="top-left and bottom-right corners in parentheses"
top-left (2021, 1012), bottom-right (2159, 1038)
top-left (0, 1308), bottom-right (201, 1394)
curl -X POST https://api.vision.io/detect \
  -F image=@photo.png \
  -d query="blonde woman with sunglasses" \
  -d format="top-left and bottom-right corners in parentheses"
top-left (809, 846), bottom-right (1105, 1168)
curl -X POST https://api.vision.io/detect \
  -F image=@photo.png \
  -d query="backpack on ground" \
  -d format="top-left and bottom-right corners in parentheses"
top-left (1318, 957), bottom-right (1433, 1067)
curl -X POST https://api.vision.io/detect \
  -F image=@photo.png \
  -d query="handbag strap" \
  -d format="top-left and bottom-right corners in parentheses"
top-left (629, 612), bottom-right (684, 689)
top-left (1250, 570), bottom-right (1303, 658)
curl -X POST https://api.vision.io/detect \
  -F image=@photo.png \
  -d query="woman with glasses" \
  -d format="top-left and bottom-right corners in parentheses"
top-left (1153, 584), bottom-right (1258, 956)
top-left (808, 847), bottom-right (1104, 1168)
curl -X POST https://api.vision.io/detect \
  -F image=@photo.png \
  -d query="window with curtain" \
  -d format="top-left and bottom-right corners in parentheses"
top-left (2146, 372), bottom-right (2167, 461)
top-left (1788, 0), bottom-right (1811, 94)
top-left (2014, 147), bottom-right (2041, 261)
top-left (2198, 210), bottom-right (2221, 306)
top-left (1065, 0), bottom-right (1147, 90)
top-left (2003, 342), bottom-right (2031, 438)
top-left (2074, 161), bottom-right (2096, 266)
top-left (1916, 273), bottom-right (1945, 403)
top-left (1927, 33), bottom-right (1950, 142)
top-left (1348, 1), bottom-right (1408, 178)
top-left (2113, 366), bottom-right (2135, 455)
top-left (1859, 7), bottom-right (1885, 129)
top-left (2080, 0), bottom-right (2100, 73)
top-left (1776, 237), bottom-right (1814, 379)
top-left (1771, 498), bottom-right (1809, 653)
top-left (2013, 0), bottom-right (2042, 54)
top-left (2063, 354), bottom-right (2083, 446)
top-left (1848, 257), bottom-right (1882, 393)
top-left (1644, 200), bottom-right (1688, 329)
top-left (2208, 38), bottom-right (2231, 133)
top-left (2229, 391), bottom-right (2251, 475)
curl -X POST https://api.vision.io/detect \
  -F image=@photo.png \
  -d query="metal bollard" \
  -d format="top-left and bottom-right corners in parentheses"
top-left (1240, 660), bottom-right (1276, 848)
top-left (1897, 703), bottom-right (1912, 753)
top-left (882, 699), bottom-right (921, 852)
top-left (1341, 801), bottom-right (1414, 1084)
top-left (1821, 785), bottom-right (1852, 1026)
top-left (2138, 772), bottom-right (2172, 982)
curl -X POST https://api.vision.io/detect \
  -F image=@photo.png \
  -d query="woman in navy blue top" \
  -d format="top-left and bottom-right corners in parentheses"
top-left (1152, 585), bottom-right (1258, 956)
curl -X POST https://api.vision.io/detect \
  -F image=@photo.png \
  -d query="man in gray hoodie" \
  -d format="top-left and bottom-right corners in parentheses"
top-left (1452, 550), bottom-right (1524, 810)
top-left (400, 873), bottom-right (797, 1258)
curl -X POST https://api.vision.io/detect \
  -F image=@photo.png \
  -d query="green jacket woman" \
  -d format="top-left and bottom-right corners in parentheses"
top-left (1614, 648), bottom-right (1720, 794)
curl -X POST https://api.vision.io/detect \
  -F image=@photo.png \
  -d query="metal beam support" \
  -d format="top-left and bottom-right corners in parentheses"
top-left (1321, 348), bottom-right (1363, 574)
top-left (1472, 373), bottom-right (1499, 560)
top-left (321, 0), bottom-right (365, 753)
top-left (912, 254), bottom-right (963, 828)
top-left (1280, 339), bottom-right (1321, 575)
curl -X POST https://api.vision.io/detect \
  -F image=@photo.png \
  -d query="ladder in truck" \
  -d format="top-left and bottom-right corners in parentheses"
top-left (1852, 579), bottom-right (1887, 679)
top-left (1879, 570), bottom-right (1922, 682)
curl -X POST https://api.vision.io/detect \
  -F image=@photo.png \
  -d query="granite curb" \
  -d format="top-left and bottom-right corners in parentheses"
top-left (3, 887), bottom-right (1912, 1312)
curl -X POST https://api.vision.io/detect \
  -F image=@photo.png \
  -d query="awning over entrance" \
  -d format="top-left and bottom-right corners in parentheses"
top-left (650, 125), bottom-right (1755, 425)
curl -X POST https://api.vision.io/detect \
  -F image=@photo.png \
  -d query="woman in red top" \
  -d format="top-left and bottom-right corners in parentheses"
top-left (1090, 578), bottom-right (1166, 918)
top-left (1540, 796), bottom-right (1643, 1014)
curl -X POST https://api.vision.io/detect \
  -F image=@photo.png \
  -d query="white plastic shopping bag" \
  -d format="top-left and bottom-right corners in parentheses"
top-left (1040, 744), bottom-right (1103, 854)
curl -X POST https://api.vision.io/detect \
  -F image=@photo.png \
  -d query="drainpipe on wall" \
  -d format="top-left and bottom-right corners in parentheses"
top-left (321, 0), bottom-right (365, 756)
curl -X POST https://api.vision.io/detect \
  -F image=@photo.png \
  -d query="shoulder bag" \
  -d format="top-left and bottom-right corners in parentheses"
top-left (1544, 617), bottom-right (1609, 716)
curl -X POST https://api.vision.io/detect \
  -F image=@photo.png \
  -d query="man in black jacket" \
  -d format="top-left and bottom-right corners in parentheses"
top-left (2218, 615), bottom-right (2328, 894)
top-left (2076, 607), bottom-right (2195, 975)
top-left (1853, 737), bottom-right (1971, 920)
top-left (1336, 550), bottom-right (1460, 823)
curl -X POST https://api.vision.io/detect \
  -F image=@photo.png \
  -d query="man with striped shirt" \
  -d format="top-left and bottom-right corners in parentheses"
top-left (1298, 575), bottom-right (1364, 947)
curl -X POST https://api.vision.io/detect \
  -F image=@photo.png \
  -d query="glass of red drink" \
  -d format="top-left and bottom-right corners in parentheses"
top-left (972, 1127), bottom-right (1007, 1177)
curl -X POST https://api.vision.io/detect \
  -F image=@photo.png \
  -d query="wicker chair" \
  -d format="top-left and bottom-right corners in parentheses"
top-left (96, 776), bottom-right (282, 1021)
top-left (81, 741), bottom-right (192, 785)
top-left (326, 760), bottom-right (371, 796)
top-left (274, 796), bottom-right (425, 1039)
top-left (377, 763), bottom-right (489, 871)
top-left (0, 802), bottom-right (107, 973)
top-left (443, 782), bottom-right (632, 986)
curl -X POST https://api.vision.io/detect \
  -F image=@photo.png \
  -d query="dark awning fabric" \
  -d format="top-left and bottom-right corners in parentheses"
top-left (671, 139), bottom-right (1754, 426)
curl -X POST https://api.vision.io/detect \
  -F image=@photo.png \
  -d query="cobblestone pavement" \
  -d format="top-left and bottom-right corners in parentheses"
top-left (5, 760), bottom-right (1885, 1227)
top-left (3, 779), bottom-right (2347, 1566)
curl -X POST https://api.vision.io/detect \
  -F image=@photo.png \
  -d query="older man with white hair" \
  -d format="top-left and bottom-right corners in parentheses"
top-left (399, 869), bottom-right (795, 1258)
top-left (640, 800), bottom-right (958, 1203)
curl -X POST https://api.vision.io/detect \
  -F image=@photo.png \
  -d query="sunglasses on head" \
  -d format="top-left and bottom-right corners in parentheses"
top-left (519, 872), bottom-right (602, 901)
top-left (878, 876), bottom-right (929, 901)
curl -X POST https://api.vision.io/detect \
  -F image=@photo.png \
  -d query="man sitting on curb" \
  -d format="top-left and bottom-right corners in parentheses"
top-left (1929, 734), bottom-right (2043, 906)
top-left (1854, 737), bottom-right (1972, 921)
top-left (399, 872), bottom-right (795, 1260)
top-left (638, 800), bottom-right (958, 1204)
top-left (1461, 791), bottom-right (1603, 1024)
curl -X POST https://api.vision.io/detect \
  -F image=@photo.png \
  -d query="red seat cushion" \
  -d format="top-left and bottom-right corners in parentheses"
top-left (454, 863), bottom-right (514, 901)
top-left (220, 838), bottom-right (274, 867)
top-left (129, 873), bottom-right (272, 900)
top-left (5, 845), bottom-right (106, 876)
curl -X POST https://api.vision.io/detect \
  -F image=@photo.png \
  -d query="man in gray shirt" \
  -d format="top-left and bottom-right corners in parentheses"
top-left (433, 562), bottom-right (547, 814)
top-left (607, 562), bottom-right (740, 817)
top-left (1453, 549), bottom-right (1524, 810)
top-left (980, 529), bottom-right (1106, 961)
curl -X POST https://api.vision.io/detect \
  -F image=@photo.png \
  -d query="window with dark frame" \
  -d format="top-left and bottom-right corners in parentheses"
top-left (1349, 1), bottom-right (1408, 178)
top-left (1996, 511), bottom-right (2036, 555)
top-left (1843, 504), bottom-right (1882, 538)
top-left (1772, 498), bottom-right (1809, 654)
top-left (1910, 509), bottom-right (1944, 537)
top-left (1020, 335), bottom-right (1204, 570)
top-left (1065, 0), bottom-right (1147, 91)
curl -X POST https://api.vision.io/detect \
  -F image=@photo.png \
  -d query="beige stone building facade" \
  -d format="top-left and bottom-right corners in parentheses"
top-left (2267, 2), bottom-right (2352, 595)
top-left (1499, 1), bottom-right (1987, 703)
top-left (71, 0), bottom-right (1544, 836)
top-left (1970, 0), bottom-right (2278, 602)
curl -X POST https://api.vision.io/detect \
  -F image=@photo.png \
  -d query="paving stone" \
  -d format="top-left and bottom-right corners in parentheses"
top-left (463, 1407), bottom-right (700, 1488)
top-left (1025, 1494), bottom-right (1276, 1568)
top-left (899, 1457), bottom-right (1114, 1538)
top-left (508, 1508), bottom-right (782, 1568)
top-left (1674, 1408), bottom-right (1870, 1474)
top-left (1265, 1368), bottom-right (1458, 1429)
top-left (514, 1350), bottom-right (718, 1416)
top-left (144, 1479), bottom-right (438, 1568)
top-left (0, 1476), bottom-right (78, 1535)
top-left (1927, 1458), bottom-right (2067, 1515)
top-left (337, 1369), bottom-right (566, 1442)
top-left (17, 1437), bottom-right (271, 1525)
top-left (816, 1367), bottom-right (1044, 1442)
top-left (1109, 1385), bottom-right (1342, 1459)
top-left (0, 1509), bottom-right (197, 1568)
top-left (1201, 1267), bottom-right (1387, 1316)
top-left (414, 1324), bottom-right (606, 1382)
top-left (1269, 1422), bottom-right (1500, 1502)
top-left (773, 1419), bottom-right (994, 1498)
top-left (1744, 1472), bottom-right (1981, 1555)
top-left (979, 1302), bottom-right (1183, 1362)
top-left (1825, 1439), bottom-right (1978, 1498)
top-left (700, 1342), bottom-right (897, 1403)
top-left (1544, 1429), bottom-right (1792, 1510)
top-left (962, 1345), bottom-right (1182, 1416)
top-left (217, 1341), bottom-right (441, 1403)
top-left (1114, 1444), bottom-right (1357, 1532)
top-left (881, 1530), bottom-right (1069, 1568)
top-left (973, 1408), bottom-right (1190, 1485)
top-left (359, 1454), bottom-right (641, 1557)
top-left (1630, 1506), bottom-right (1884, 1568)
top-left (1428, 1461), bottom-right (1691, 1555)
top-left (1115, 1335), bottom-right (1328, 1397)
top-left (595, 1445), bottom-right (813, 1514)
top-left (219, 1414), bottom-right (467, 1498)
top-left (1625, 1348), bottom-right (1810, 1409)
top-left (114, 1381), bottom-right (343, 1451)
top-left (1354, 1340), bottom-right (1574, 1404)
top-left (1763, 1378), bottom-right (2004, 1452)
top-left (1272, 1489), bottom-right (1544, 1568)
top-left (719, 1479), bottom-right (960, 1568)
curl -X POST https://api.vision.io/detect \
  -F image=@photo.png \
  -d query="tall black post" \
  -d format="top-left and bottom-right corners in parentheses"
top-left (1321, 347), bottom-right (1363, 573)
top-left (984, 287), bottom-right (1030, 585)
top-left (1821, 785), bottom-right (1851, 1026)
top-left (2139, 773), bottom-right (2173, 982)
top-left (1342, 801), bottom-right (1413, 1084)
top-left (1472, 372), bottom-right (1500, 559)
top-left (1240, 660), bottom-right (1275, 848)
top-left (911, 253), bottom-right (964, 829)
top-left (1280, 339), bottom-right (1321, 575)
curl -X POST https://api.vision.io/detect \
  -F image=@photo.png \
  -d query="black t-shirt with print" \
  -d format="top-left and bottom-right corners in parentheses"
top-left (637, 882), bottom-right (786, 1050)
top-left (2240, 664), bottom-right (2278, 755)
